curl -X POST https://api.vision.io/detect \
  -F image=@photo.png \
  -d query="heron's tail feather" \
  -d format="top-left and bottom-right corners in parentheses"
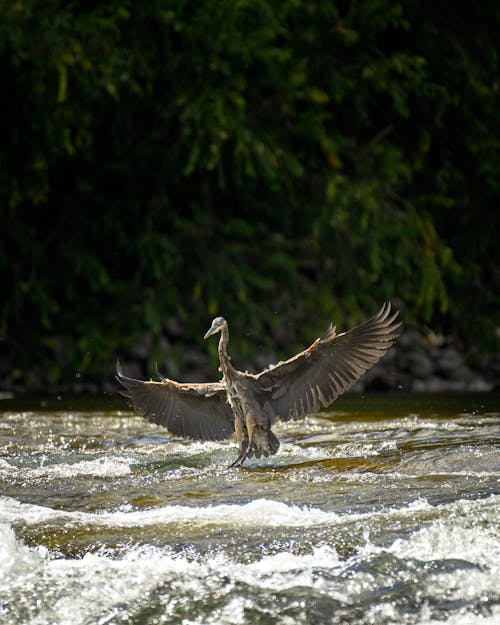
top-left (247, 427), bottom-right (280, 459)
top-left (268, 430), bottom-right (280, 455)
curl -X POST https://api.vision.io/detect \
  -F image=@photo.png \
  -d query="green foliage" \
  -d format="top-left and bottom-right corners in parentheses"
top-left (0, 0), bottom-right (498, 386)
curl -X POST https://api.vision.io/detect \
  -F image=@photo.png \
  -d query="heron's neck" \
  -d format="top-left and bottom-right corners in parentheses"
top-left (218, 322), bottom-right (236, 379)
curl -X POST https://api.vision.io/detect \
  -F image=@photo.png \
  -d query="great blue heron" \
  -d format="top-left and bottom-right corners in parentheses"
top-left (117, 302), bottom-right (401, 467)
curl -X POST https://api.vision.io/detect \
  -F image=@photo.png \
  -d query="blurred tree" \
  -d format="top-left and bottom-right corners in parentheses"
top-left (0, 0), bottom-right (498, 387)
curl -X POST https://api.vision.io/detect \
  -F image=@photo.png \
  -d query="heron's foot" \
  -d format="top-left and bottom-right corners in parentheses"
top-left (227, 446), bottom-right (251, 469)
top-left (227, 455), bottom-right (244, 469)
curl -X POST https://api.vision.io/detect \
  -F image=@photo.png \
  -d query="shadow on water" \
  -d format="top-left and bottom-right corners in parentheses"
top-left (1, 389), bottom-right (499, 414)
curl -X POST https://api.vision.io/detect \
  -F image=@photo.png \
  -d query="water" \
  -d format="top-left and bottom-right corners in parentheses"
top-left (0, 394), bottom-right (499, 625)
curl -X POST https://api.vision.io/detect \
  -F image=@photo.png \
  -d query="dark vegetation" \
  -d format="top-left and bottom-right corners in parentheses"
top-left (0, 1), bottom-right (498, 390)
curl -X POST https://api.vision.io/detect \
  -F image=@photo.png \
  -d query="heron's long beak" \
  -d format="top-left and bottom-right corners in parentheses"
top-left (204, 322), bottom-right (218, 339)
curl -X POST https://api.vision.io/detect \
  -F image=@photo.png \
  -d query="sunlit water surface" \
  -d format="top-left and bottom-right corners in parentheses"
top-left (0, 394), bottom-right (499, 625)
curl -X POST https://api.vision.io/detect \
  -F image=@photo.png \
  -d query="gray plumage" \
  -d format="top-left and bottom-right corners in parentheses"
top-left (116, 302), bottom-right (401, 466)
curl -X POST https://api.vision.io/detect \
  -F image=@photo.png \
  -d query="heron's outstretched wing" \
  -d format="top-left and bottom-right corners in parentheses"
top-left (254, 302), bottom-right (401, 422)
top-left (116, 363), bottom-right (234, 441)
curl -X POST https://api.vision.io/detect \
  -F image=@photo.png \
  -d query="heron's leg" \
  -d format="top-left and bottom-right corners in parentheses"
top-left (227, 419), bottom-right (247, 468)
top-left (227, 442), bottom-right (252, 468)
top-left (244, 413), bottom-right (256, 458)
top-left (227, 455), bottom-right (243, 468)
top-left (228, 437), bottom-right (254, 469)
top-left (227, 450), bottom-right (247, 468)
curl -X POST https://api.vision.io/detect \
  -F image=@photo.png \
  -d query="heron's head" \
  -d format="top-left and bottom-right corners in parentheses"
top-left (204, 316), bottom-right (226, 339)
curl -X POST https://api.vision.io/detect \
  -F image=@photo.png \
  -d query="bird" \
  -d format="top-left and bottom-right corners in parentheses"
top-left (116, 302), bottom-right (401, 467)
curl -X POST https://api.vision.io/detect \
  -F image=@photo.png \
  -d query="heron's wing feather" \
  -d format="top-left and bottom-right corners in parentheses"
top-left (254, 303), bottom-right (401, 422)
top-left (116, 364), bottom-right (234, 441)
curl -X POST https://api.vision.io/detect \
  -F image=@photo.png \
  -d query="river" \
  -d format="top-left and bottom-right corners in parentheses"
top-left (1, 394), bottom-right (499, 625)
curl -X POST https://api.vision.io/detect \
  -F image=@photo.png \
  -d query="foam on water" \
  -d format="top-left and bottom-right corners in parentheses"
top-left (0, 526), bottom-right (194, 625)
top-left (0, 495), bottom-right (339, 528)
top-left (384, 498), bottom-right (500, 615)
top-left (0, 523), bottom-right (43, 583)
top-left (2, 494), bottom-right (497, 534)
top-left (0, 494), bottom-right (433, 533)
top-left (423, 608), bottom-right (500, 625)
top-left (0, 455), bottom-right (133, 478)
top-left (368, 602), bottom-right (500, 625)
top-left (41, 457), bottom-right (131, 478)
top-left (273, 442), bottom-right (330, 461)
top-left (389, 514), bottom-right (499, 568)
top-left (232, 544), bottom-right (348, 596)
top-left (291, 438), bottom-right (399, 457)
top-left (1, 497), bottom-right (498, 625)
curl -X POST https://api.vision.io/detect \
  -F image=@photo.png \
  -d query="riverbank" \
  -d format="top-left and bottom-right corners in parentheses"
top-left (1, 322), bottom-right (498, 397)
top-left (353, 326), bottom-right (499, 394)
